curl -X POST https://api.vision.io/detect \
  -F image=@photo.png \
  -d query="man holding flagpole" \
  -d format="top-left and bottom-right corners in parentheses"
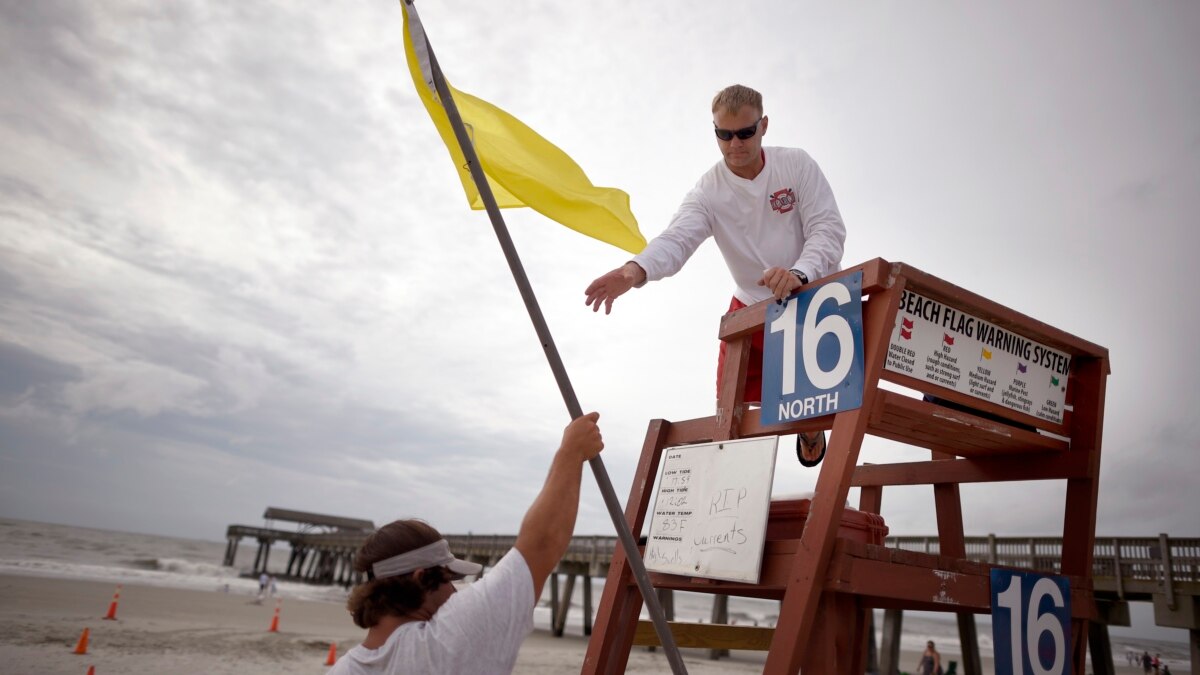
top-left (327, 413), bottom-right (604, 675)
top-left (398, 1), bottom-right (689, 669)
top-left (585, 84), bottom-right (847, 466)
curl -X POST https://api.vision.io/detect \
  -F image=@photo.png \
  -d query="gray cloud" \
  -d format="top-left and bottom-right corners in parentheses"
top-left (0, 340), bottom-right (83, 404)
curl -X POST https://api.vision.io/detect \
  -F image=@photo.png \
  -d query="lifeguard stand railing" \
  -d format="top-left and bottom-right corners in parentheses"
top-left (582, 258), bottom-right (1109, 674)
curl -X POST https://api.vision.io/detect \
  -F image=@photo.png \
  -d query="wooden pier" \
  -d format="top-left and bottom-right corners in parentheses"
top-left (222, 507), bottom-right (374, 586)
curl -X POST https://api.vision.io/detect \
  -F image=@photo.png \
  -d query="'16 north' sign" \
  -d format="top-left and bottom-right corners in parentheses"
top-left (761, 271), bottom-right (865, 426)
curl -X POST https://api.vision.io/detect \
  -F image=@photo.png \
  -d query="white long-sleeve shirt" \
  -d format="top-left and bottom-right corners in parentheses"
top-left (633, 146), bottom-right (846, 305)
top-left (328, 549), bottom-right (534, 675)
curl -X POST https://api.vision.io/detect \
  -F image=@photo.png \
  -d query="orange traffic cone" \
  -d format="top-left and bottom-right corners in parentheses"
top-left (268, 600), bottom-right (281, 632)
top-left (73, 627), bottom-right (90, 655)
top-left (324, 642), bottom-right (338, 665)
top-left (103, 584), bottom-right (121, 620)
top-left (86, 667), bottom-right (95, 675)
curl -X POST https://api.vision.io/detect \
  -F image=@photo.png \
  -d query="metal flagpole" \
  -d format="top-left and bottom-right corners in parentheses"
top-left (403, 2), bottom-right (687, 672)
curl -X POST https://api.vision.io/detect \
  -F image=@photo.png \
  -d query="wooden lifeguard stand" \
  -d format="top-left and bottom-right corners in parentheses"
top-left (582, 258), bottom-right (1110, 674)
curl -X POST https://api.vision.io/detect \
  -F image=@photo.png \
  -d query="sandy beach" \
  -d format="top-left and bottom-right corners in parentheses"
top-left (0, 574), bottom-right (1152, 674)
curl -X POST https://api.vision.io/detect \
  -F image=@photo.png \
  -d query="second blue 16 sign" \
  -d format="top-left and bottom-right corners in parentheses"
top-left (991, 569), bottom-right (1071, 675)
top-left (761, 271), bottom-right (865, 426)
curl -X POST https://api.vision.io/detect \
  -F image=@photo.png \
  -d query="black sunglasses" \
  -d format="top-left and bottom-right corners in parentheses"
top-left (714, 117), bottom-right (762, 141)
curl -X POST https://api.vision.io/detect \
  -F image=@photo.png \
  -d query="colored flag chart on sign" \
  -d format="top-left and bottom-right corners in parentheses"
top-left (761, 271), bottom-right (865, 426)
top-left (884, 289), bottom-right (1072, 424)
top-left (991, 569), bottom-right (1071, 675)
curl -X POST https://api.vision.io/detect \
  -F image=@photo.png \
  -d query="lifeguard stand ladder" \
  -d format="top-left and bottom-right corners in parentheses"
top-left (582, 258), bottom-right (1110, 674)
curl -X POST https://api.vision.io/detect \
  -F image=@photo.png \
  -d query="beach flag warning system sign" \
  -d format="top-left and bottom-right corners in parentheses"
top-left (884, 289), bottom-right (1072, 424)
top-left (761, 271), bottom-right (866, 426)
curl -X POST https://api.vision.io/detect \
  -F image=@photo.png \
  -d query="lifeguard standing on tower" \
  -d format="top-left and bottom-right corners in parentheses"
top-left (585, 84), bottom-right (847, 467)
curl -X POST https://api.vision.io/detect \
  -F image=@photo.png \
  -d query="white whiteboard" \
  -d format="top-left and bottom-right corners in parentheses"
top-left (643, 436), bottom-right (778, 583)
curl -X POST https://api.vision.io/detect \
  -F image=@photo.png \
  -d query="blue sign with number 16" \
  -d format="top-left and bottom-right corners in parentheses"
top-left (761, 271), bottom-right (864, 426)
top-left (991, 569), bottom-right (1071, 675)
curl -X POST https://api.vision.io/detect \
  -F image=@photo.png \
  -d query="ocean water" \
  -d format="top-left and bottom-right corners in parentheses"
top-left (0, 517), bottom-right (1191, 671)
top-left (0, 516), bottom-right (348, 604)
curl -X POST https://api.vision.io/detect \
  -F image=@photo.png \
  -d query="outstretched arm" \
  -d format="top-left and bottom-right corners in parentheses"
top-left (514, 412), bottom-right (604, 598)
top-left (584, 262), bottom-right (646, 314)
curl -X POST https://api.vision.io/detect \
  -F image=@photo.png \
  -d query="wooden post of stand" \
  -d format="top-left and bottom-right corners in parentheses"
top-left (1061, 355), bottom-right (1108, 671)
top-left (932, 448), bottom-right (983, 675)
top-left (762, 268), bottom-right (903, 675)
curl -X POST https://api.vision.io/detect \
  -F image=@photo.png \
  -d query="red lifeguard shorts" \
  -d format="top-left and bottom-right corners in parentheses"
top-left (716, 296), bottom-right (764, 404)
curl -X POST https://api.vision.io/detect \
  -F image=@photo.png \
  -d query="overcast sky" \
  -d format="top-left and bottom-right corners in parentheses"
top-left (1, 1), bottom-right (1198, 552)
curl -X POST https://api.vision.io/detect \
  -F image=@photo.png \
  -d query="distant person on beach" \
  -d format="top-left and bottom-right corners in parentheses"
top-left (916, 640), bottom-right (942, 675)
top-left (1143, 651), bottom-right (1153, 673)
top-left (326, 412), bottom-right (604, 675)
top-left (256, 571), bottom-right (269, 603)
top-left (584, 83), bottom-right (845, 467)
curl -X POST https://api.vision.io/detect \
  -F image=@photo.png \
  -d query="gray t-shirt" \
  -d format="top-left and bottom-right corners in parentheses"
top-left (329, 548), bottom-right (534, 675)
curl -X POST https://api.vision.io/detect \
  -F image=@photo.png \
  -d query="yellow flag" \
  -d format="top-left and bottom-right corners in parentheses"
top-left (400, 3), bottom-right (645, 254)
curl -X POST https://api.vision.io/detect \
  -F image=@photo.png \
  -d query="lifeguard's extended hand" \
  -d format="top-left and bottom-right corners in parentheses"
top-left (757, 266), bottom-right (803, 301)
top-left (584, 262), bottom-right (646, 314)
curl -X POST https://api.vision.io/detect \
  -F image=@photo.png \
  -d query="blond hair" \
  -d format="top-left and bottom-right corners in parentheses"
top-left (712, 84), bottom-right (763, 116)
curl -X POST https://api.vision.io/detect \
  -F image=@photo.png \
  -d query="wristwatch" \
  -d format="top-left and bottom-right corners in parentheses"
top-left (789, 269), bottom-right (809, 285)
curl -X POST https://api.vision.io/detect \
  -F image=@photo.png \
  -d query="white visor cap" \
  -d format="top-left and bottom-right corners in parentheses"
top-left (371, 539), bottom-right (482, 580)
